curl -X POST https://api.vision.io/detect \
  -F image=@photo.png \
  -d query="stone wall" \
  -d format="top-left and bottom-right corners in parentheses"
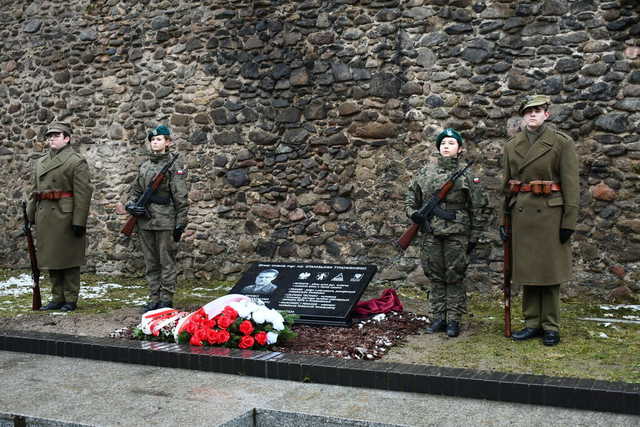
top-left (1, 0), bottom-right (639, 294)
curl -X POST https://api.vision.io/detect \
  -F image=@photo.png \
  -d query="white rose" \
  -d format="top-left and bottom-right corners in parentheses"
top-left (266, 331), bottom-right (279, 345)
top-left (252, 307), bottom-right (270, 324)
top-left (270, 316), bottom-right (285, 331)
top-left (266, 309), bottom-right (284, 331)
top-left (228, 301), bottom-right (254, 319)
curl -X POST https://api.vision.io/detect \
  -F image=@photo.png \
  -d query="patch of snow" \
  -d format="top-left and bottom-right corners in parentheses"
top-left (0, 274), bottom-right (39, 297)
top-left (600, 304), bottom-right (640, 311)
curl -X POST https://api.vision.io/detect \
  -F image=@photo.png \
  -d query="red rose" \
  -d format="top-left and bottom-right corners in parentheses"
top-left (207, 318), bottom-right (216, 329)
top-left (222, 306), bottom-right (239, 321)
top-left (184, 320), bottom-right (198, 335)
top-left (218, 329), bottom-right (230, 344)
top-left (206, 329), bottom-right (218, 345)
top-left (238, 335), bottom-right (255, 349)
top-left (254, 331), bottom-right (267, 346)
top-left (239, 320), bottom-right (254, 336)
top-left (195, 328), bottom-right (208, 342)
top-left (217, 315), bottom-right (233, 329)
top-left (190, 335), bottom-right (202, 346)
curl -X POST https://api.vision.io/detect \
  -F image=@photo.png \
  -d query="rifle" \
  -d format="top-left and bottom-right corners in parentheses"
top-left (397, 161), bottom-right (474, 250)
top-left (121, 153), bottom-right (179, 236)
top-left (501, 207), bottom-right (512, 338)
top-left (22, 201), bottom-right (42, 310)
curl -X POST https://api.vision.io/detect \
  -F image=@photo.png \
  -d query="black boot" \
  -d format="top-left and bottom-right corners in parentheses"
top-left (142, 301), bottom-right (160, 313)
top-left (542, 330), bottom-right (560, 346)
top-left (60, 302), bottom-right (77, 312)
top-left (446, 320), bottom-right (460, 338)
top-left (41, 301), bottom-right (65, 311)
top-left (512, 327), bottom-right (542, 341)
top-left (426, 318), bottom-right (446, 334)
top-left (157, 300), bottom-right (173, 309)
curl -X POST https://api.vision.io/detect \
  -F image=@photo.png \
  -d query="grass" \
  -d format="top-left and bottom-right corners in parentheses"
top-left (0, 268), bottom-right (234, 317)
top-left (1, 269), bottom-right (638, 383)
top-left (385, 286), bottom-right (640, 383)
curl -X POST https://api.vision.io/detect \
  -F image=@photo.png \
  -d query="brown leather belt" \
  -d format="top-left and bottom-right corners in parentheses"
top-left (35, 191), bottom-right (74, 201)
top-left (509, 180), bottom-right (561, 195)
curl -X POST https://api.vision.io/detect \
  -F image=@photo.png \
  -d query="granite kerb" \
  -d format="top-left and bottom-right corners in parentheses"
top-left (0, 329), bottom-right (637, 416)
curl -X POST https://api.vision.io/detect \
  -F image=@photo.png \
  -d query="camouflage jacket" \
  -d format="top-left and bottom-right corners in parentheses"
top-left (404, 157), bottom-right (488, 241)
top-left (128, 152), bottom-right (189, 231)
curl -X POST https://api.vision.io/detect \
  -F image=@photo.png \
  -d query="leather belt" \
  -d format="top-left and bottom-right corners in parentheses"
top-left (509, 180), bottom-right (561, 195)
top-left (35, 191), bottom-right (74, 201)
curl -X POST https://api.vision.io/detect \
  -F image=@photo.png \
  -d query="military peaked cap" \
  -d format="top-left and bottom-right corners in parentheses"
top-left (45, 122), bottom-right (72, 137)
top-left (519, 95), bottom-right (551, 115)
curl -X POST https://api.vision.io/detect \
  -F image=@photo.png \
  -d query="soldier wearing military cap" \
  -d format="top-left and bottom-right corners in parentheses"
top-left (405, 128), bottom-right (489, 337)
top-left (502, 95), bottom-right (579, 346)
top-left (126, 125), bottom-right (189, 312)
top-left (26, 122), bottom-right (93, 312)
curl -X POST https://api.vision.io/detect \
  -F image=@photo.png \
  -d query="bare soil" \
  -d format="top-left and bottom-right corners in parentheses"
top-left (0, 303), bottom-right (429, 361)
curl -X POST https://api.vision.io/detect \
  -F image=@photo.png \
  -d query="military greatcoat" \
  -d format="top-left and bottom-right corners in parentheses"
top-left (502, 125), bottom-right (579, 286)
top-left (27, 144), bottom-right (93, 269)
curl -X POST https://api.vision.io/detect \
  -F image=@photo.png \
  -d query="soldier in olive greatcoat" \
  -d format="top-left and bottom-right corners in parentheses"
top-left (126, 125), bottom-right (189, 312)
top-left (405, 128), bottom-right (488, 338)
top-left (27, 122), bottom-right (93, 312)
top-left (502, 95), bottom-right (579, 346)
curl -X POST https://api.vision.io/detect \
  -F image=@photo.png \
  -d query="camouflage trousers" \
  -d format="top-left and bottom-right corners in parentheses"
top-left (420, 234), bottom-right (470, 322)
top-left (139, 229), bottom-right (177, 303)
top-left (49, 267), bottom-right (81, 304)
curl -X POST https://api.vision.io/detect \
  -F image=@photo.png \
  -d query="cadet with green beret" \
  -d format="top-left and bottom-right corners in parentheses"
top-left (502, 95), bottom-right (579, 346)
top-left (405, 128), bottom-right (489, 337)
top-left (126, 125), bottom-right (189, 312)
top-left (27, 122), bottom-right (93, 312)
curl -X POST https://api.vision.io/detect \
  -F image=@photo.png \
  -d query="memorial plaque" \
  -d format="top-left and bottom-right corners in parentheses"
top-left (229, 261), bottom-right (377, 326)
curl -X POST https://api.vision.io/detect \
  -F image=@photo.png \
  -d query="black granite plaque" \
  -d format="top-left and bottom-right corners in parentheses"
top-left (229, 262), bottom-right (377, 326)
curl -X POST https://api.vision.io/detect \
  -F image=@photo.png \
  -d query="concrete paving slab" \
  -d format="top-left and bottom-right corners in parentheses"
top-left (1, 351), bottom-right (638, 426)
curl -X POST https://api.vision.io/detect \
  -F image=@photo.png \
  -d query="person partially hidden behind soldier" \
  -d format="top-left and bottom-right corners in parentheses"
top-left (502, 95), bottom-right (579, 346)
top-left (27, 122), bottom-right (93, 312)
top-left (241, 269), bottom-right (279, 295)
top-left (126, 125), bottom-right (189, 312)
top-left (405, 128), bottom-right (488, 338)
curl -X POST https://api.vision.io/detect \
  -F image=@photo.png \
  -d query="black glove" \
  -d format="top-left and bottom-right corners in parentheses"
top-left (173, 225), bottom-right (185, 242)
top-left (499, 225), bottom-right (509, 241)
top-left (410, 211), bottom-right (426, 225)
top-left (466, 241), bottom-right (477, 255)
top-left (559, 228), bottom-right (574, 244)
top-left (71, 225), bottom-right (86, 237)
top-left (125, 202), bottom-right (147, 217)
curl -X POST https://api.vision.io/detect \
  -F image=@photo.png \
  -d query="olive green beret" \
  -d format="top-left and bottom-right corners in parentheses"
top-left (45, 122), bottom-right (72, 137)
top-left (519, 95), bottom-right (551, 115)
top-left (148, 125), bottom-right (171, 141)
top-left (436, 128), bottom-right (463, 149)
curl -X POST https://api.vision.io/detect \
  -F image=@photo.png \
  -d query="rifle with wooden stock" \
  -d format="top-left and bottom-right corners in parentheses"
top-left (501, 206), bottom-right (512, 338)
top-left (121, 153), bottom-right (179, 236)
top-left (22, 201), bottom-right (42, 311)
top-left (397, 161), bottom-right (474, 250)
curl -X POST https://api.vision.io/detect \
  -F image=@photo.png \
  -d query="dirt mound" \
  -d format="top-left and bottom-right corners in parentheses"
top-left (1, 308), bottom-right (428, 360)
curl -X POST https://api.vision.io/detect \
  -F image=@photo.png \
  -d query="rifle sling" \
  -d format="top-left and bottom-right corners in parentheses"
top-left (148, 195), bottom-right (171, 205)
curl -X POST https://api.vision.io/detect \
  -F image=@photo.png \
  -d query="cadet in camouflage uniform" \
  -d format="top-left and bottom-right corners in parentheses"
top-left (27, 122), bottom-right (93, 312)
top-left (405, 128), bottom-right (488, 337)
top-left (502, 95), bottom-right (579, 347)
top-left (126, 125), bottom-right (189, 312)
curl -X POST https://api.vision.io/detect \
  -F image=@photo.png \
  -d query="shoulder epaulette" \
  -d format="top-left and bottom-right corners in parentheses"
top-left (554, 129), bottom-right (572, 141)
